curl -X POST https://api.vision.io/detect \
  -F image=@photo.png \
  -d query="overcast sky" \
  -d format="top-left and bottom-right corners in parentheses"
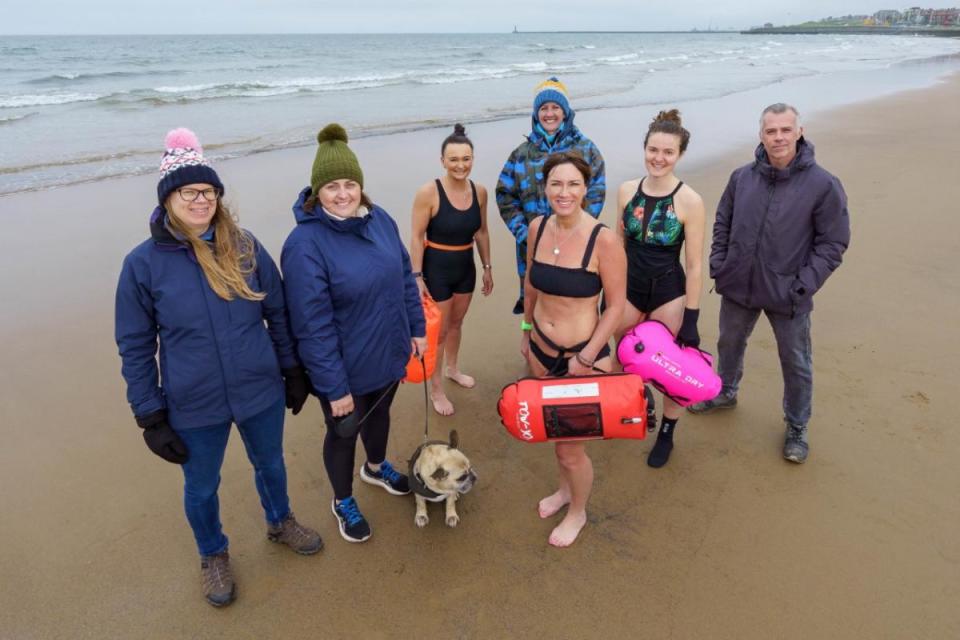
top-left (1, 1), bottom-right (911, 35)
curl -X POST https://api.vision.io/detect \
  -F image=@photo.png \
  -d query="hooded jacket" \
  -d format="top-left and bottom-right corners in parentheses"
top-left (115, 208), bottom-right (297, 429)
top-left (710, 138), bottom-right (850, 315)
top-left (496, 109), bottom-right (606, 239)
top-left (281, 188), bottom-right (425, 401)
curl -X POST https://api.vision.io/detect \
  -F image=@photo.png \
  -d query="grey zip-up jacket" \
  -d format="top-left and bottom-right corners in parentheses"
top-left (710, 138), bottom-right (850, 316)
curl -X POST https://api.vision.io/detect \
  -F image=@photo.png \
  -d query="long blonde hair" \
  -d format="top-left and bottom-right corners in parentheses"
top-left (165, 200), bottom-right (265, 302)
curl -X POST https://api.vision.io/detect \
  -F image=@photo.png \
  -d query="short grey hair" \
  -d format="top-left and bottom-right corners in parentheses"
top-left (760, 103), bottom-right (801, 129)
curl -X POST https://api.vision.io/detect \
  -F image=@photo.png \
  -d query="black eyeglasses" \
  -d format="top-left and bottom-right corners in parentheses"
top-left (177, 187), bottom-right (220, 202)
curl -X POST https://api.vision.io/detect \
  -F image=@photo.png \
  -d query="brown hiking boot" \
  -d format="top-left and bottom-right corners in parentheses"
top-left (200, 551), bottom-right (236, 607)
top-left (267, 513), bottom-right (323, 555)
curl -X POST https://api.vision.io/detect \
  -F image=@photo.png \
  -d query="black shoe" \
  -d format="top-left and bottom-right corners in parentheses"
top-left (360, 461), bottom-right (410, 495)
top-left (512, 296), bottom-right (524, 315)
top-left (783, 424), bottom-right (809, 464)
top-left (331, 497), bottom-right (371, 543)
top-left (687, 393), bottom-right (737, 415)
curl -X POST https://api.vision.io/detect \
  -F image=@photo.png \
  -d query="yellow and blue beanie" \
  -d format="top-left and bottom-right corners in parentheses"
top-left (533, 77), bottom-right (571, 119)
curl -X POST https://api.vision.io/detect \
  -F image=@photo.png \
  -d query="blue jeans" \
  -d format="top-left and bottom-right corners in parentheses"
top-left (716, 296), bottom-right (813, 428)
top-left (176, 399), bottom-right (290, 557)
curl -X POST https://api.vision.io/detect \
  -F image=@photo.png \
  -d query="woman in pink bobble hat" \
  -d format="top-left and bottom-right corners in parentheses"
top-left (115, 128), bottom-right (321, 607)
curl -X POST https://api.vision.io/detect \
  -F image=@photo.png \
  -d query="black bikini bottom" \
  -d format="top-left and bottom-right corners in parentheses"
top-left (530, 320), bottom-right (611, 377)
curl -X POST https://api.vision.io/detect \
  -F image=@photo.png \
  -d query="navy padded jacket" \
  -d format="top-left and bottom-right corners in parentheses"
top-left (281, 188), bottom-right (425, 401)
top-left (115, 208), bottom-right (297, 429)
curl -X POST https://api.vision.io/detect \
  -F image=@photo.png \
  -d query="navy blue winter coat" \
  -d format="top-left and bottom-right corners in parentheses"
top-left (711, 138), bottom-right (850, 316)
top-left (115, 208), bottom-right (298, 429)
top-left (281, 189), bottom-right (425, 400)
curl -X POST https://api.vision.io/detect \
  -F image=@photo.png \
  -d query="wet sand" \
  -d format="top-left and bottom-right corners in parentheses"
top-left (1, 73), bottom-right (959, 639)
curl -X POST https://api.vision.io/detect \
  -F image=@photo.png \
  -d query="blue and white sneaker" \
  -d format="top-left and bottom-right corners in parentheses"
top-left (360, 460), bottom-right (410, 496)
top-left (331, 497), bottom-right (371, 543)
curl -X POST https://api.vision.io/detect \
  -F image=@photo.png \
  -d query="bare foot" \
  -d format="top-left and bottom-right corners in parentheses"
top-left (430, 388), bottom-right (455, 416)
top-left (537, 489), bottom-right (570, 519)
top-left (548, 511), bottom-right (587, 548)
top-left (444, 367), bottom-right (476, 389)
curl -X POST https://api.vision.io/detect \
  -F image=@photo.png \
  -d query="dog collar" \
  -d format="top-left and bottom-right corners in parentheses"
top-left (408, 440), bottom-right (448, 501)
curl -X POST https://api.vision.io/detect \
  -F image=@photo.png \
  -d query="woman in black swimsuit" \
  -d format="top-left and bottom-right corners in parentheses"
top-left (410, 124), bottom-right (494, 416)
top-left (521, 151), bottom-right (626, 548)
top-left (614, 110), bottom-right (706, 469)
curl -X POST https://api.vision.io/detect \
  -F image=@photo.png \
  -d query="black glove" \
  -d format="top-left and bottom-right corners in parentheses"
top-left (136, 410), bottom-right (189, 464)
top-left (676, 308), bottom-right (700, 349)
top-left (282, 366), bottom-right (311, 416)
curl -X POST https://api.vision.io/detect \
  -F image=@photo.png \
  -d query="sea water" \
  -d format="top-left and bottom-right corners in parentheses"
top-left (2, 32), bottom-right (959, 195)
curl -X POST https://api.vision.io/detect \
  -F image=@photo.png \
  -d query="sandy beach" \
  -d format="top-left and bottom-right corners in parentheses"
top-left (1, 70), bottom-right (959, 639)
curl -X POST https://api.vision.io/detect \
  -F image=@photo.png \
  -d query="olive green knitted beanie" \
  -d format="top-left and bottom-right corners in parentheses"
top-left (310, 124), bottom-right (363, 196)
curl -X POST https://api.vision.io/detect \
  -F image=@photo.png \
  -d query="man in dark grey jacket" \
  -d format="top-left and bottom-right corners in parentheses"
top-left (688, 103), bottom-right (850, 464)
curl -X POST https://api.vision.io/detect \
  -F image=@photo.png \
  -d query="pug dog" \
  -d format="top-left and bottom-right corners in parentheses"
top-left (408, 430), bottom-right (477, 527)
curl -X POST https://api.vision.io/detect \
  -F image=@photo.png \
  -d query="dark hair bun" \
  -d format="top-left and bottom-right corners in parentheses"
top-left (441, 122), bottom-right (474, 153)
top-left (653, 109), bottom-right (682, 126)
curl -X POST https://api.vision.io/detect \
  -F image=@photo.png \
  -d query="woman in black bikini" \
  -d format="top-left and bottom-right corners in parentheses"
top-left (521, 151), bottom-right (626, 548)
top-left (615, 110), bottom-right (706, 469)
top-left (410, 124), bottom-right (494, 416)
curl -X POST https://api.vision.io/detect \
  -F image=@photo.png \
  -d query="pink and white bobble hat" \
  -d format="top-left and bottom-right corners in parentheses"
top-left (156, 128), bottom-right (224, 205)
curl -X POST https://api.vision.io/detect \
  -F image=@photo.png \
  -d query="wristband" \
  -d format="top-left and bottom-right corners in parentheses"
top-left (411, 271), bottom-right (423, 279)
top-left (520, 320), bottom-right (533, 332)
top-left (482, 264), bottom-right (492, 270)
top-left (575, 353), bottom-right (595, 368)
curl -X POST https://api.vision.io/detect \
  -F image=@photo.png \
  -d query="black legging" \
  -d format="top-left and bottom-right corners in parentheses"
top-left (319, 382), bottom-right (399, 500)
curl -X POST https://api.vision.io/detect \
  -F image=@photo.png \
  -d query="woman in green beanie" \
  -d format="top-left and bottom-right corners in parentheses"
top-left (281, 124), bottom-right (427, 543)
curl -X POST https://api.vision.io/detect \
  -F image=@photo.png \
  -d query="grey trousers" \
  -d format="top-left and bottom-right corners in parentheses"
top-left (716, 296), bottom-right (813, 428)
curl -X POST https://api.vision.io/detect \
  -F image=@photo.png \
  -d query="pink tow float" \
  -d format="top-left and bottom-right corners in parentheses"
top-left (617, 320), bottom-right (721, 407)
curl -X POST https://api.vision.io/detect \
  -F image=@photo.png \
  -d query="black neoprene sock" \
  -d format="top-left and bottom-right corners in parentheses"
top-left (647, 417), bottom-right (678, 468)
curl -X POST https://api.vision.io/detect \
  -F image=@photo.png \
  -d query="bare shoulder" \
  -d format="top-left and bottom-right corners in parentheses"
top-left (618, 178), bottom-right (641, 199)
top-left (413, 180), bottom-right (441, 211)
top-left (676, 182), bottom-right (704, 208)
top-left (529, 215), bottom-right (545, 235)
top-left (475, 182), bottom-right (488, 205)
top-left (415, 180), bottom-right (439, 199)
top-left (594, 223), bottom-right (620, 249)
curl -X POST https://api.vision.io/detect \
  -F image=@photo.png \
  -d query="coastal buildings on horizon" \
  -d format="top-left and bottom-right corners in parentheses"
top-left (750, 5), bottom-right (960, 31)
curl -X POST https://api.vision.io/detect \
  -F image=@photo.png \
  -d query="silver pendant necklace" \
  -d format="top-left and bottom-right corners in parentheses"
top-left (552, 216), bottom-right (581, 256)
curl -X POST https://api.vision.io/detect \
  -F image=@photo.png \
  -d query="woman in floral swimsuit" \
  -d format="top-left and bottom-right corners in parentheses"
top-left (615, 110), bottom-right (706, 469)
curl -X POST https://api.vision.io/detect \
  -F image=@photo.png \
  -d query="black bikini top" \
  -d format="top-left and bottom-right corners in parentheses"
top-left (529, 217), bottom-right (605, 298)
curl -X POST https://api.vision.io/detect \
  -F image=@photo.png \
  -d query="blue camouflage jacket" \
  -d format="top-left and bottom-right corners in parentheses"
top-left (495, 110), bottom-right (606, 243)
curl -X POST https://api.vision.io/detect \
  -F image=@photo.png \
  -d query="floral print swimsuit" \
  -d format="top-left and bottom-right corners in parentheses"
top-left (621, 178), bottom-right (686, 313)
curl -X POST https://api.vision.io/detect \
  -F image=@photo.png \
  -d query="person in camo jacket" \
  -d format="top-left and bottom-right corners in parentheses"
top-left (496, 77), bottom-right (606, 316)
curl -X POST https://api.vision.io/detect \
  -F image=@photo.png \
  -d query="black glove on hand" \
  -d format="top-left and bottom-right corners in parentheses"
top-left (676, 308), bottom-right (701, 349)
top-left (282, 366), bottom-right (311, 416)
top-left (136, 410), bottom-right (189, 464)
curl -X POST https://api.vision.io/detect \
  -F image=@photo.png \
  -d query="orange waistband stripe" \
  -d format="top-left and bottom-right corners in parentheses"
top-left (425, 239), bottom-right (473, 251)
